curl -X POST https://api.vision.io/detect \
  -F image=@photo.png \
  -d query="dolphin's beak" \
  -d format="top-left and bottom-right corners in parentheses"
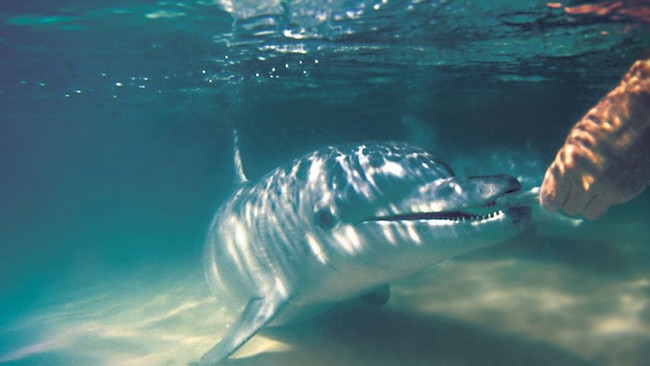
top-left (495, 186), bottom-right (541, 208)
top-left (363, 175), bottom-right (532, 224)
top-left (395, 174), bottom-right (523, 214)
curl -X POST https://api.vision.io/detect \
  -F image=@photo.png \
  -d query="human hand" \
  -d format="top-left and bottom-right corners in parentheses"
top-left (540, 59), bottom-right (650, 219)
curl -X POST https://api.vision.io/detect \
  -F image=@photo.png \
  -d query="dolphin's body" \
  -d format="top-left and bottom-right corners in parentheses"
top-left (199, 141), bottom-right (531, 365)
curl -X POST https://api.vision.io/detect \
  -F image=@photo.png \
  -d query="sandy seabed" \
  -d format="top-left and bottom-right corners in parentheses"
top-left (1, 201), bottom-right (649, 366)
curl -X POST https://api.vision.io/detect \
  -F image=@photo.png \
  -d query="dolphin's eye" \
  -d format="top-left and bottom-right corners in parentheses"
top-left (314, 208), bottom-right (336, 230)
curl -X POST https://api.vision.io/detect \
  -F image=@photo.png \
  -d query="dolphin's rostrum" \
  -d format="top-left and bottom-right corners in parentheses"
top-left (199, 142), bottom-right (531, 365)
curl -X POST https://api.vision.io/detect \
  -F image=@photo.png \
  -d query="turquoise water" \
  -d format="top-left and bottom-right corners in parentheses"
top-left (1, 1), bottom-right (649, 365)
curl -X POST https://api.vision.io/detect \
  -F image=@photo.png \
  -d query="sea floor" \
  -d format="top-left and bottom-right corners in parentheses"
top-left (1, 196), bottom-right (649, 366)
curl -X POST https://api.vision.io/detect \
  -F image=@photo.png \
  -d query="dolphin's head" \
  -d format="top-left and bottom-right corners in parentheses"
top-left (293, 142), bottom-right (531, 268)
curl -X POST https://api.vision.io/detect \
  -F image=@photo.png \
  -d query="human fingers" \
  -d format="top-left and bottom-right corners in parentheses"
top-left (582, 194), bottom-right (611, 220)
top-left (561, 171), bottom-right (597, 216)
top-left (540, 162), bottom-right (569, 212)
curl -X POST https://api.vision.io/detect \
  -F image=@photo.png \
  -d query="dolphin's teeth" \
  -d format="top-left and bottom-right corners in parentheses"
top-left (372, 208), bottom-right (507, 223)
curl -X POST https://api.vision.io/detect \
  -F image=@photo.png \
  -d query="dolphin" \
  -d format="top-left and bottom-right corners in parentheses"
top-left (198, 140), bottom-right (531, 365)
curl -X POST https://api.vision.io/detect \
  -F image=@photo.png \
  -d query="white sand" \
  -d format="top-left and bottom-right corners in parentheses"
top-left (2, 202), bottom-right (649, 366)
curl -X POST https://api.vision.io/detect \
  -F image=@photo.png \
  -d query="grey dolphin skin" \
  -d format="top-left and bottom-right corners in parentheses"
top-left (198, 142), bottom-right (532, 365)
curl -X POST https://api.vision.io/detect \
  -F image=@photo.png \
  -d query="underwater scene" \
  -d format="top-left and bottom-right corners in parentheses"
top-left (1, 0), bottom-right (650, 365)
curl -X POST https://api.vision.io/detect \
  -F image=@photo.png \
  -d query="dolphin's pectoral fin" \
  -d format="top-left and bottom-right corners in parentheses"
top-left (360, 283), bottom-right (391, 306)
top-left (198, 288), bottom-right (289, 365)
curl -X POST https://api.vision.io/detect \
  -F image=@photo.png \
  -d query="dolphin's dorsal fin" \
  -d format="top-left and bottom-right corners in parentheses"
top-left (232, 129), bottom-right (248, 185)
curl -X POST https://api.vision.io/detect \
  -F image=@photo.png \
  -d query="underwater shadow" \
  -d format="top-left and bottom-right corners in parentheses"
top-left (471, 224), bottom-right (628, 274)
top-left (218, 304), bottom-right (589, 366)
